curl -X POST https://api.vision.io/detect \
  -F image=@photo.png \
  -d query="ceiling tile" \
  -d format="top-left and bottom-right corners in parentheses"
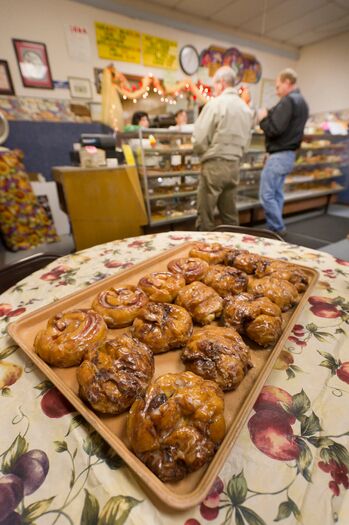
top-left (150, 0), bottom-right (180, 6)
top-left (333, 0), bottom-right (349, 8)
top-left (267, 3), bottom-right (347, 41)
top-left (175, 0), bottom-right (232, 18)
top-left (240, 0), bottom-right (327, 35)
top-left (211, 0), bottom-right (282, 27)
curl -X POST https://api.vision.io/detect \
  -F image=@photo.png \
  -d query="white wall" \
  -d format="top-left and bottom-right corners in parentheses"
top-left (0, 0), bottom-right (297, 106)
top-left (297, 32), bottom-right (349, 115)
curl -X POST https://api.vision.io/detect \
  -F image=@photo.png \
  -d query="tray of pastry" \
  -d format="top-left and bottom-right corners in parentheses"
top-left (8, 242), bottom-right (318, 510)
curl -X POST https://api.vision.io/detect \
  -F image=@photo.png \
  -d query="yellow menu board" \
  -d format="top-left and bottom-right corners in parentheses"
top-left (142, 34), bottom-right (178, 70)
top-left (95, 22), bottom-right (141, 63)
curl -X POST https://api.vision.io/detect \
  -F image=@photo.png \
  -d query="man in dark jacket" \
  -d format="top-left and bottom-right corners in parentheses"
top-left (258, 69), bottom-right (309, 233)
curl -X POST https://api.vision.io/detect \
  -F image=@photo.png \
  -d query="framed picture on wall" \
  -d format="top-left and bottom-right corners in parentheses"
top-left (0, 60), bottom-right (15, 95)
top-left (12, 39), bottom-right (53, 89)
top-left (68, 77), bottom-right (92, 99)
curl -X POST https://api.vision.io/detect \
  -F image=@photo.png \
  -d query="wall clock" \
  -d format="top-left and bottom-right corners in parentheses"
top-left (179, 45), bottom-right (200, 76)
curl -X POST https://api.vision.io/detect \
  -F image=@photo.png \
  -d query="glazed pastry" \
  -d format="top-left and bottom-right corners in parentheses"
top-left (91, 285), bottom-right (148, 328)
top-left (224, 293), bottom-right (283, 347)
top-left (248, 277), bottom-right (299, 312)
top-left (224, 248), bottom-right (265, 274)
top-left (34, 309), bottom-right (107, 367)
top-left (181, 326), bottom-right (252, 391)
top-left (132, 302), bottom-right (193, 354)
top-left (77, 334), bottom-right (154, 415)
top-left (138, 272), bottom-right (185, 302)
top-left (167, 257), bottom-right (209, 284)
top-left (127, 371), bottom-right (225, 482)
top-left (203, 264), bottom-right (248, 298)
top-left (255, 259), bottom-right (309, 292)
top-left (175, 281), bottom-right (223, 325)
top-left (189, 242), bottom-right (226, 264)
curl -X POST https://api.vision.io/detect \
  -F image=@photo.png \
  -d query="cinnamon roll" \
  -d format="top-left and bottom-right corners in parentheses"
top-left (181, 326), bottom-right (252, 391)
top-left (175, 281), bottom-right (223, 325)
top-left (92, 285), bottom-right (148, 328)
top-left (138, 272), bottom-right (185, 303)
top-left (254, 259), bottom-right (309, 292)
top-left (132, 302), bottom-right (193, 354)
top-left (248, 277), bottom-right (299, 312)
top-left (224, 248), bottom-right (265, 274)
top-left (224, 292), bottom-right (283, 347)
top-left (203, 264), bottom-right (248, 298)
top-left (167, 257), bottom-right (209, 284)
top-left (189, 242), bottom-right (226, 264)
top-left (34, 309), bottom-right (107, 367)
top-left (77, 334), bottom-right (154, 415)
top-left (127, 371), bottom-right (225, 481)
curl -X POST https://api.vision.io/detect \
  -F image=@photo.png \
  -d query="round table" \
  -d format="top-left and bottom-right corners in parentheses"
top-left (0, 231), bottom-right (348, 525)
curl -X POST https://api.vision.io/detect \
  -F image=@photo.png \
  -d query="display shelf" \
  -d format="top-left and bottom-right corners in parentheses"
top-left (143, 148), bottom-right (194, 155)
top-left (284, 184), bottom-right (344, 203)
top-left (285, 173), bottom-right (343, 184)
top-left (149, 190), bottom-right (198, 200)
top-left (141, 169), bottom-right (200, 178)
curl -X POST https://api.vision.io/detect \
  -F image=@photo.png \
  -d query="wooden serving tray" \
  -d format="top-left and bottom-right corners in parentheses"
top-left (8, 242), bottom-right (319, 510)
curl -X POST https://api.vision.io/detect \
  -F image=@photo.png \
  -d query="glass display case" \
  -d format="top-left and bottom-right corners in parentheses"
top-left (121, 129), bottom-right (348, 228)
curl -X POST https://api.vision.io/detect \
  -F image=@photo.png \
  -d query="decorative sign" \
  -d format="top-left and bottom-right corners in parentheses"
top-left (95, 22), bottom-right (141, 63)
top-left (142, 34), bottom-right (177, 70)
top-left (65, 24), bottom-right (91, 62)
top-left (199, 45), bottom-right (262, 84)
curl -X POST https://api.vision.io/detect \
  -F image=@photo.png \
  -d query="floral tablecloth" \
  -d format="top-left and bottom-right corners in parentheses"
top-left (0, 231), bottom-right (348, 525)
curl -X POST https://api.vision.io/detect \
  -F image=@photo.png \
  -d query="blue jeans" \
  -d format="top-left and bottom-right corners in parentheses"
top-left (259, 151), bottom-right (296, 232)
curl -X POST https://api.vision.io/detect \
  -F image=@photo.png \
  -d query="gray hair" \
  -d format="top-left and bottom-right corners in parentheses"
top-left (213, 66), bottom-right (237, 87)
top-left (278, 68), bottom-right (298, 84)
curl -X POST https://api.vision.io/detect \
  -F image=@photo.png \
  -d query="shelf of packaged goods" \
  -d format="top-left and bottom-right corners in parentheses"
top-left (285, 173), bottom-right (343, 184)
top-left (143, 148), bottom-right (194, 155)
top-left (149, 190), bottom-right (198, 200)
top-left (142, 170), bottom-right (201, 178)
top-left (284, 184), bottom-right (344, 203)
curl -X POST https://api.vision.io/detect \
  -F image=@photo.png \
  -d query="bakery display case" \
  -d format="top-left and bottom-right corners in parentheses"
top-left (121, 129), bottom-right (348, 229)
top-left (239, 132), bottom-right (348, 219)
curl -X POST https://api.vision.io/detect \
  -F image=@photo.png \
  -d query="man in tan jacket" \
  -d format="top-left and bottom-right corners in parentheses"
top-left (193, 66), bottom-right (253, 230)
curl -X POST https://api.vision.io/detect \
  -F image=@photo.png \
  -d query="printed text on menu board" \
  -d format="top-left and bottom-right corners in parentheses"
top-left (95, 22), bottom-right (141, 63)
top-left (142, 34), bottom-right (178, 70)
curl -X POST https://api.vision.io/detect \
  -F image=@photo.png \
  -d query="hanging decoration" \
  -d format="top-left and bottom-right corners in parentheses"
top-left (199, 45), bottom-right (262, 84)
top-left (106, 65), bottom-right (212, 105)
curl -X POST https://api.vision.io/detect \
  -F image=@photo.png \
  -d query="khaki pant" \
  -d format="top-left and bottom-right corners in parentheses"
top-left (196, 158), bottom-right (240, 231)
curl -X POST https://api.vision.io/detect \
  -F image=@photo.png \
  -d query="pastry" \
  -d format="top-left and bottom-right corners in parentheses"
top-left (203, 264), bottom-right (248, 298)
top-left (189, 242), bottom-right (226, 264)
top-left (77, 334), bottom-right (154, 415)
top-left (132, 302), bottom-right (193, 354)
top-left (248, 277), bottom-right (299, 312)
top-left (224, 248), bottom-right (265, 274)
top-left (175, 281), bottom-right (223, 325)
top-left (167, 257), bottom-right (209, 284)
top-left (34, 309), bottom-right (107, 367)
top-left (138, 272), bottom-right (185, 302)
top-left (181, 326), bottom-right (252, 391)
top-left (255, 259), bottom-right (309, 292)
top-left (91, 285), bottom-right (148, 328)
top-left (224, 293), bottom-right (283, 347)
top-left (127, 371), bottom-right (225, 482)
